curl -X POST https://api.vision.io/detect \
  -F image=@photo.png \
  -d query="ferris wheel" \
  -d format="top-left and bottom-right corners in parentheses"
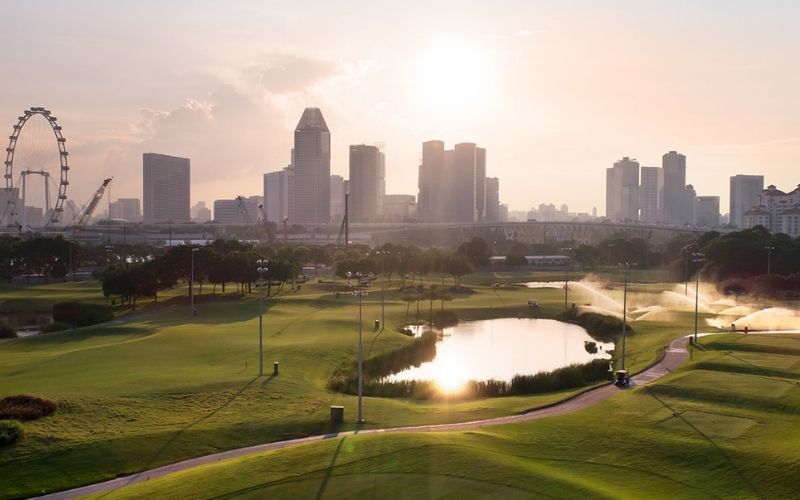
top-left (3, 107), bottom-right (70, 229)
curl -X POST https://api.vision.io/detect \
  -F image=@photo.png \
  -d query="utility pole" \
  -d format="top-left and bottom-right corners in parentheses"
top-left (256, 259), bottom-right (269, 376)
top-left (561, 247), bottom-right (572, 309)
top-left (347, 271), bottom-right (367, 424)
top-left (621, 263), bottom-right (629, 370)
top-left (190, 247), bottom-right (199, 316)
top-left (692, 252), bottom-right (705, 343)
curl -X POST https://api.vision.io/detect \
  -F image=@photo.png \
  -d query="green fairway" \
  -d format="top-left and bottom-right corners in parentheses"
top-left (89, 332), bottom-right (800, 499)
top-left (0, 275), bottom-right (719, 498)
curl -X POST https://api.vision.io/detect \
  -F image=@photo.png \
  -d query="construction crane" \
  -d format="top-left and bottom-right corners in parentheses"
top-left (73, 178), bottom-right (112, 230)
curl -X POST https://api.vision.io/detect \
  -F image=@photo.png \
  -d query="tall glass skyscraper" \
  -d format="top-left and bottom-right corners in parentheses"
top-left (292, 108), bottom-right (330, 224)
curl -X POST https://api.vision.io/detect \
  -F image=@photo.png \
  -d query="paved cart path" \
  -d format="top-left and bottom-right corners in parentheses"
top-left (38, 335), bottom-right (695, 499)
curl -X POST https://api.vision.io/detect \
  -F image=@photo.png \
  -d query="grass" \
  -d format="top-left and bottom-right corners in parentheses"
top-left (0, 272), bottom-right (725, 498)
top-left (88, 332), bottom-right (800, 499)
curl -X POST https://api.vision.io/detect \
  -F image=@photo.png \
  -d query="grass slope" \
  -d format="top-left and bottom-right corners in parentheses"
top-left (94, 333), bottom-right (800, 499)
top-left (1, 275), bottom-right (697, 498)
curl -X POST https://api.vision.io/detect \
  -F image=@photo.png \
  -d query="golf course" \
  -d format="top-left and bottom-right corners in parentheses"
top-left (1, 270), bottom-right (799, 499)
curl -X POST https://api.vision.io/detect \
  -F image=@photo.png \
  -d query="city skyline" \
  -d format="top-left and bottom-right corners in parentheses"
top-left (1, 1), bottom-right (798, 214)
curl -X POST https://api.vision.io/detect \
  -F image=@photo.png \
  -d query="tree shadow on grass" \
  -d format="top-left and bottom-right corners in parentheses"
top-left (315, 437), bottom-right (346, 500)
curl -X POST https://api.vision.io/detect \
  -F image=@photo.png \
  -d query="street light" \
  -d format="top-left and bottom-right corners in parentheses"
top-left (692, 251), bottom-right (705, 343)
top-left (190, 247), bottom-right (199, 317)
top-left (347, 270), bottom-right (367, 424)
top-left (620, 262), bottom-right (630, 371)
top-left (256, 259), bottom-right (269, 377)
top-left (561, 247), bottom-right (572, 309)
top-left (764, 245), bottom-right (775, 275)
top-left (373, 250), bottom-right (388, 330)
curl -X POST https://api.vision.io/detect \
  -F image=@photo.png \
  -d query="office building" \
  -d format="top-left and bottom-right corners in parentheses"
top-left (292, 108), bottom-right (330, 224)
top-left (142, 153), bottom-right (190, 223)
top-left (349, 145), bottom-right (383, 222)
top-left (330, 175), bottom-right (346, 224)
top-left (475, 147), bottom-right (486, 222)
top-left (0, 187), bottom-right (19, 226)
top-left (639, 166), bottom-right (663, 223)
top-left (417, 140), bottom-right (446, 222)
top-left (109, 198), bottom-right (141, 222)
top-left (605, 157), bottom-right (639, 222)
top-left (729, 175), bottom-right (765, 227)
top-left (263, 167), bottom-right (294, 223)
top-left (695, 196), bottom-right (720, 227)
top-left (213, 196), bottom-right (261, 224)
top-left (191, 201), bottom-right (211, 222)
top-left (485, 177), bottom-right (501, 222)
top-left (382, 194), bottom-right (416, 221)
top-left (661, 150), bottom-right (695, 225)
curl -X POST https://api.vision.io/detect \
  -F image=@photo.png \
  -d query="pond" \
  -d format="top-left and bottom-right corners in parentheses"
top-left (387, 318), bottom-right (613, 393)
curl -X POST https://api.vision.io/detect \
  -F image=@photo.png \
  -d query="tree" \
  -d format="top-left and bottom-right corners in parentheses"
top-left (458, 237), bottom-right (491, 267)
top-left (446, 254), bottom-right (473, 288)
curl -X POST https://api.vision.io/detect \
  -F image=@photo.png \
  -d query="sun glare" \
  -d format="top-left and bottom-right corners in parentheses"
top-left (433, 359), bottom-right (468, 395)
top-left (416, 42), bottom-right (487, 112)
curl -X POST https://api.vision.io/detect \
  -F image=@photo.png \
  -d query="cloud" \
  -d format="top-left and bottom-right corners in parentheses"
top-left (247, 54), bottom-right (341, 94)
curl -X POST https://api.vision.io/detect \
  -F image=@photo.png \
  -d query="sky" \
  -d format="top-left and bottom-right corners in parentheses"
top-left (1, 0), bottom-right (799, 216)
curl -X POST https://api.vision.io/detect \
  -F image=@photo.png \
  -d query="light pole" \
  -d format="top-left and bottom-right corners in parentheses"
top-left (620, 262), bottom-right (630, 371)
top-left (347, 271), bottom-right (367, 424)
top-left (374, 250), bottom-right (387, 330)
top-left (256, 259), bottom-right (269, 377)
top-left (606, 243), bottom-right (615, 267)
top-left (764, 245), bottom-right (775, 275)
top-left (692, 251), bottom-right (705, 343)
top-left (190, 247), bottom-right (199, 316)
top-left (561, 247), bottom-right (572, 309)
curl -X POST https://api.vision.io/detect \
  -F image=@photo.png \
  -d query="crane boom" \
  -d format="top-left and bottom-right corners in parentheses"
top-left (75, 178), bottom-right (112, 228)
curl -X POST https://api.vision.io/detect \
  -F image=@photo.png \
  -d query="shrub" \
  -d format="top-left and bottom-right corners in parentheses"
top-left (52, 302), bottom-right (113, 328)
top-left (0, 395), bottom-right (57, 421)
top-left (585, 341), bottom-right (598, 354)
top-left (558, 309), bottom-right (632, 342)
top-left (0, 420), bottom-right (23, 446)
top-left (42, 322), bottom-right (71, 334)
top-left (509, 359), bottom-right (610, 395)
top-left (0, 323), bottom-right (15, 339)
top-left (431, 310), bottom-right (458, 329)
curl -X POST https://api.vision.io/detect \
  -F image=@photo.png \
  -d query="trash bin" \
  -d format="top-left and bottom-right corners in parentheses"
top-left (273, 361), bottom-right (280, 376)
top-left (374, 319), bottom-right (380, 331)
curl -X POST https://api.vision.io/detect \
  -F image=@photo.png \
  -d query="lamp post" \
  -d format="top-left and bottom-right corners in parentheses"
top-left (692, 251), bottom-right (705, 343)
top-left (347, 271), bottom-right (367, 424)
top-left (561, 247), bottom-right (572, 309)
top-left (256, 259), bottom-right (269, 376)
top-left (190, 247), bottom-right (199, 316)
top-left (606, 242), bottom-right (615, 267)
top-left (764, 245), bottom-right (775, 275)
top-left (374, 250), bottom-right (387, 330)
top-left (620, 262), bottom-right (630, 371)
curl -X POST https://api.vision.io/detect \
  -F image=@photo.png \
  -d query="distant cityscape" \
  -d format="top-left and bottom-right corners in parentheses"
top-left (7, 106), bottom-right (794, 238)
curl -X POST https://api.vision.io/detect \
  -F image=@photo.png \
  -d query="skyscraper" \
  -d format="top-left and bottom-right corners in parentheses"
top-left (485, 176), bottom-right (501, 222)
top-left (729, 174), bottom-right (765, 227)
top-left (349, 145), bottom-right (383, 222)
top-left (662, 150), bottom-right (690, 225)
top-left (292, 108), bottom-right (330, 224)
top-left (605, 157), bottom-right (639, 222)
top-left (639, 166), bottom-right (663, 223)
top-left (451, 143), bottom-right (479, 222)
top-left (417, 140), bottom-right (446, 222)
top-left (142, 153), bottom-right (190, 223)
top-left (475, 147), bottom-right (486, 222)
top-left (329, 175), bottom-right (346, 224)
top-left (263, 167), bottom-right (293, 223)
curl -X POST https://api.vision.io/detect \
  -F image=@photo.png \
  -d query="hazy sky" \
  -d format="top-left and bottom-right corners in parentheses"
top-left (1, 0), bottom-right (799, 215)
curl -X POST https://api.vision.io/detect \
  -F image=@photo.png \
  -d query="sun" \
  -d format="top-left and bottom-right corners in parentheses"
top-left (415, 42), bottom-right (487, 112)
top-left (433, 359), bottom-right (468, 395)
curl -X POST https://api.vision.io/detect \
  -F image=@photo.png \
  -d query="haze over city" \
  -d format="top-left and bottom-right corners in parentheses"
top-left (2, 0), bottom-right (799, 213)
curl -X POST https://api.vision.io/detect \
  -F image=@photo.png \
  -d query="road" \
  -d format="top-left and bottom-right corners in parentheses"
top-left (37, 335), bottom-right (691, 499)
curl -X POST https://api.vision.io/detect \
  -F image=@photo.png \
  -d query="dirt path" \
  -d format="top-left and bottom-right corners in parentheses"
top-left (35, 335), bottom-right (693, 499)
